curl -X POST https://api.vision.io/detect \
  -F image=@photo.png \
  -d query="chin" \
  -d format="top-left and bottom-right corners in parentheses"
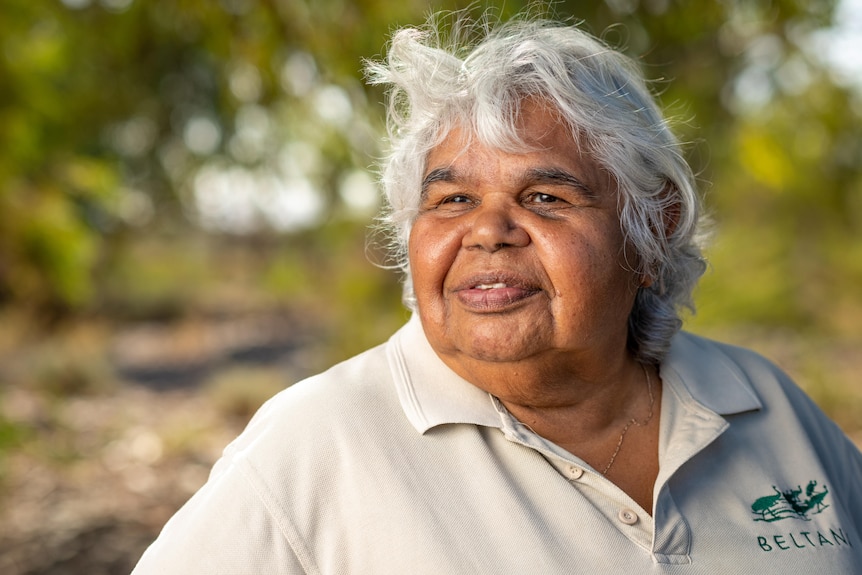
top-left (457, 332), bottom-right (540, 364)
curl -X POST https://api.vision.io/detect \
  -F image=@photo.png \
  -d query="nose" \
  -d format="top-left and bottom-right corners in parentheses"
top-left (462, 198), bottom-right (530, 252)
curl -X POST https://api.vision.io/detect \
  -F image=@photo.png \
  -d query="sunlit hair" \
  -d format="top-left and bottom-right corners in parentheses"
top-left (365, 13), bottom-right (708, 363)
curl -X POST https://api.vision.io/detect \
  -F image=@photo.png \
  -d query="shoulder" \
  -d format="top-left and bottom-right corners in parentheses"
top-left (223, 340), bottom-right (402, 459)
top-left (669, 330), bottom-right (862, 466)
top-left (667, 330), bottom-right (807, 404)
top-left (670, 330), bottom-right (784, 378)
top-left (132, 341), bottom-right (412, 574)
top-left (665, 330), bottom-right (857, 448)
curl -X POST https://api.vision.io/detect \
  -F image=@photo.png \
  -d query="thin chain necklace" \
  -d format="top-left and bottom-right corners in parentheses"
top-left (601, 363), bottom-right (654, 476)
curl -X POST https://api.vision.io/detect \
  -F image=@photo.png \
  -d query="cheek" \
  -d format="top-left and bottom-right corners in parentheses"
top-left (408, 219), bottom-right (458, 295)
top-left (540, 226), bottom-right (633, 299)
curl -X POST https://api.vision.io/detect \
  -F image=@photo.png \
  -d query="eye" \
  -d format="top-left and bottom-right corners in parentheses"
top-left (442, 194), bottom-right (472, 204)
top-left (526, 192), bottom-right (563, 204)
top-left (418, 190), bottom-right (475, 214)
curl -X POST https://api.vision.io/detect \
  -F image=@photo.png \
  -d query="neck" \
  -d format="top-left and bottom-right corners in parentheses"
top-left (495, 359), bottom-right (662, 514)
top-left (486, 356), bottom-right (656, 455)
top-left (440, 346), bottom-right (644, 425)
top-left (434, 340), bottom-right (663, 514)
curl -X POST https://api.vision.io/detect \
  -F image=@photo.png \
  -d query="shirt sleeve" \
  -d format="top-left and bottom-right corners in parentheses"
top-left (827, 416), bottom-right (862, 533)
top-left (131, 455), bottom-right (310, 575)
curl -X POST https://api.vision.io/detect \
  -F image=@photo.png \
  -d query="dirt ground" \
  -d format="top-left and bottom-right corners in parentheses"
top-left (0, 384), bottom-right (245, 575)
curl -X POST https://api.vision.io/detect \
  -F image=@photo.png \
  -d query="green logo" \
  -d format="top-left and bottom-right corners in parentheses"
top-left (751, 481), bottom-right (830, 522)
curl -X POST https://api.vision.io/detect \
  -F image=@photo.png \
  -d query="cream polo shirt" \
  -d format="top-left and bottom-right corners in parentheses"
top-left (132, 315), bottom-right (862, 574)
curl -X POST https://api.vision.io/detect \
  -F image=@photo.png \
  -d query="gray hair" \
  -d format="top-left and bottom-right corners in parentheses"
top-left (365, 14), bottom-right (708, 363)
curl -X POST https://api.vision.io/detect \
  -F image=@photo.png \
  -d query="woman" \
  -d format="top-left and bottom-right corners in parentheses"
top-left (133, 14), bottom-right (862, 573)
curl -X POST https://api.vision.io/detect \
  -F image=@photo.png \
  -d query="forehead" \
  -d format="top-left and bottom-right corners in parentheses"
top-left (424, 100), bottom-right (604, 185)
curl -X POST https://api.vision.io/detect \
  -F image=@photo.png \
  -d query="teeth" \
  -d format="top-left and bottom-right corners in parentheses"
top-left (476, 283), bottom-right (507, 290)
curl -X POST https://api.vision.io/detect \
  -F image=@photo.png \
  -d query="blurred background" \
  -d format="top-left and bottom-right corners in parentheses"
top-left (0, 0), bottom-right (860, 572)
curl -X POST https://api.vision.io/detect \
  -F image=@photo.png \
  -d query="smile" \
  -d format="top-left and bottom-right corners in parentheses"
top-left (453, 275), bottom-right (541, 311)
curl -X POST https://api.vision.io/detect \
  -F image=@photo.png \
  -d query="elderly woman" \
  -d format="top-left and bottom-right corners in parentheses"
top-left (133, 15), bottom-right (862, 574)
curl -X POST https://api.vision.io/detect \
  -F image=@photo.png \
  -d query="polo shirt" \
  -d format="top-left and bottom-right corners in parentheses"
top-left (132, 315), bottom-right (862, 574)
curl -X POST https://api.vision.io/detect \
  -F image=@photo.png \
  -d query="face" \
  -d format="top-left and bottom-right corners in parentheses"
top-left (409, 101), bottom-right (643, 386)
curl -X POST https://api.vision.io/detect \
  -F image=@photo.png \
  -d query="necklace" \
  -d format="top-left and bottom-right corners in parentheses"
top-left (600, 363), bottom-right (654, 476)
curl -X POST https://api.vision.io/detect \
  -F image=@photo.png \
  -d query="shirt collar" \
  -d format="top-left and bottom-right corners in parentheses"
top-left (386, 315), bottom-right (762, 434)
top-left (662, 331), bottom-right (763, 416)
top-left (386, 314), bottom-right (501, 433)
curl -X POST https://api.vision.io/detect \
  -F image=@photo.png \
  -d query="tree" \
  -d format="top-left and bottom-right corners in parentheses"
top-left (1, 0), bottom-right (857, 337)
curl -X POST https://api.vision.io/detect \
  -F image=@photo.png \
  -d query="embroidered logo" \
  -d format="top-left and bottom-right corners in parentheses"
top-left (751, 480), bottom-right (830, 522)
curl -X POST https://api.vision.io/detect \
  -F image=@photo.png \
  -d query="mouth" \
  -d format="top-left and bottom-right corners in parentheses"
top-left (452, 273), bottom-right (542, 311)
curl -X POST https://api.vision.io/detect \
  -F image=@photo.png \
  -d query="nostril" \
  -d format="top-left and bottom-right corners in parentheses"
top-left (462, 203), bottom-right (531, 252)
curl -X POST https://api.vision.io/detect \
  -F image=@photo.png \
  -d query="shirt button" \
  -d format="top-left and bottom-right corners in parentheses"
top-left (566, 465), bottom-right (584, 480)
top-left (617, 508), bottom-right (638, 525)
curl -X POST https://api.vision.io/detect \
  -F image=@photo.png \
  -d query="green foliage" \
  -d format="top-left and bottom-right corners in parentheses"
top-left (260, 220), bottom-right (407, 363)
top-left (98, 234), bottom-right (215, 320)
top-left (0, 397), bottom-right (30, 465)
top-left (0, 185), bottom-right (100, 308)
top-left (0, 0), bottom-right (859, 343)
top-left (0, 412), bottom-right (29, 486)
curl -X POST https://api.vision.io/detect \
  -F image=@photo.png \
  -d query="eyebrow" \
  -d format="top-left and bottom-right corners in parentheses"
top-left (421, 167), bottom-right (455, 198)
top-left (526, 167), bottom-right (596, 198)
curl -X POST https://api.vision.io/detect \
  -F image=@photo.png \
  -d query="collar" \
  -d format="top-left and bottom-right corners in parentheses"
top-left (385, 315), bottom-right (762, 434)
top-left (661, 331), bottom-right (763, 416)
top-left (386, 314), bottom-right (501, 433)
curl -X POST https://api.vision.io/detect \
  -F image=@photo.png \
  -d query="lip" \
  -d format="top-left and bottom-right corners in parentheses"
top-left (451, 272), bottom-right (542, 311)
